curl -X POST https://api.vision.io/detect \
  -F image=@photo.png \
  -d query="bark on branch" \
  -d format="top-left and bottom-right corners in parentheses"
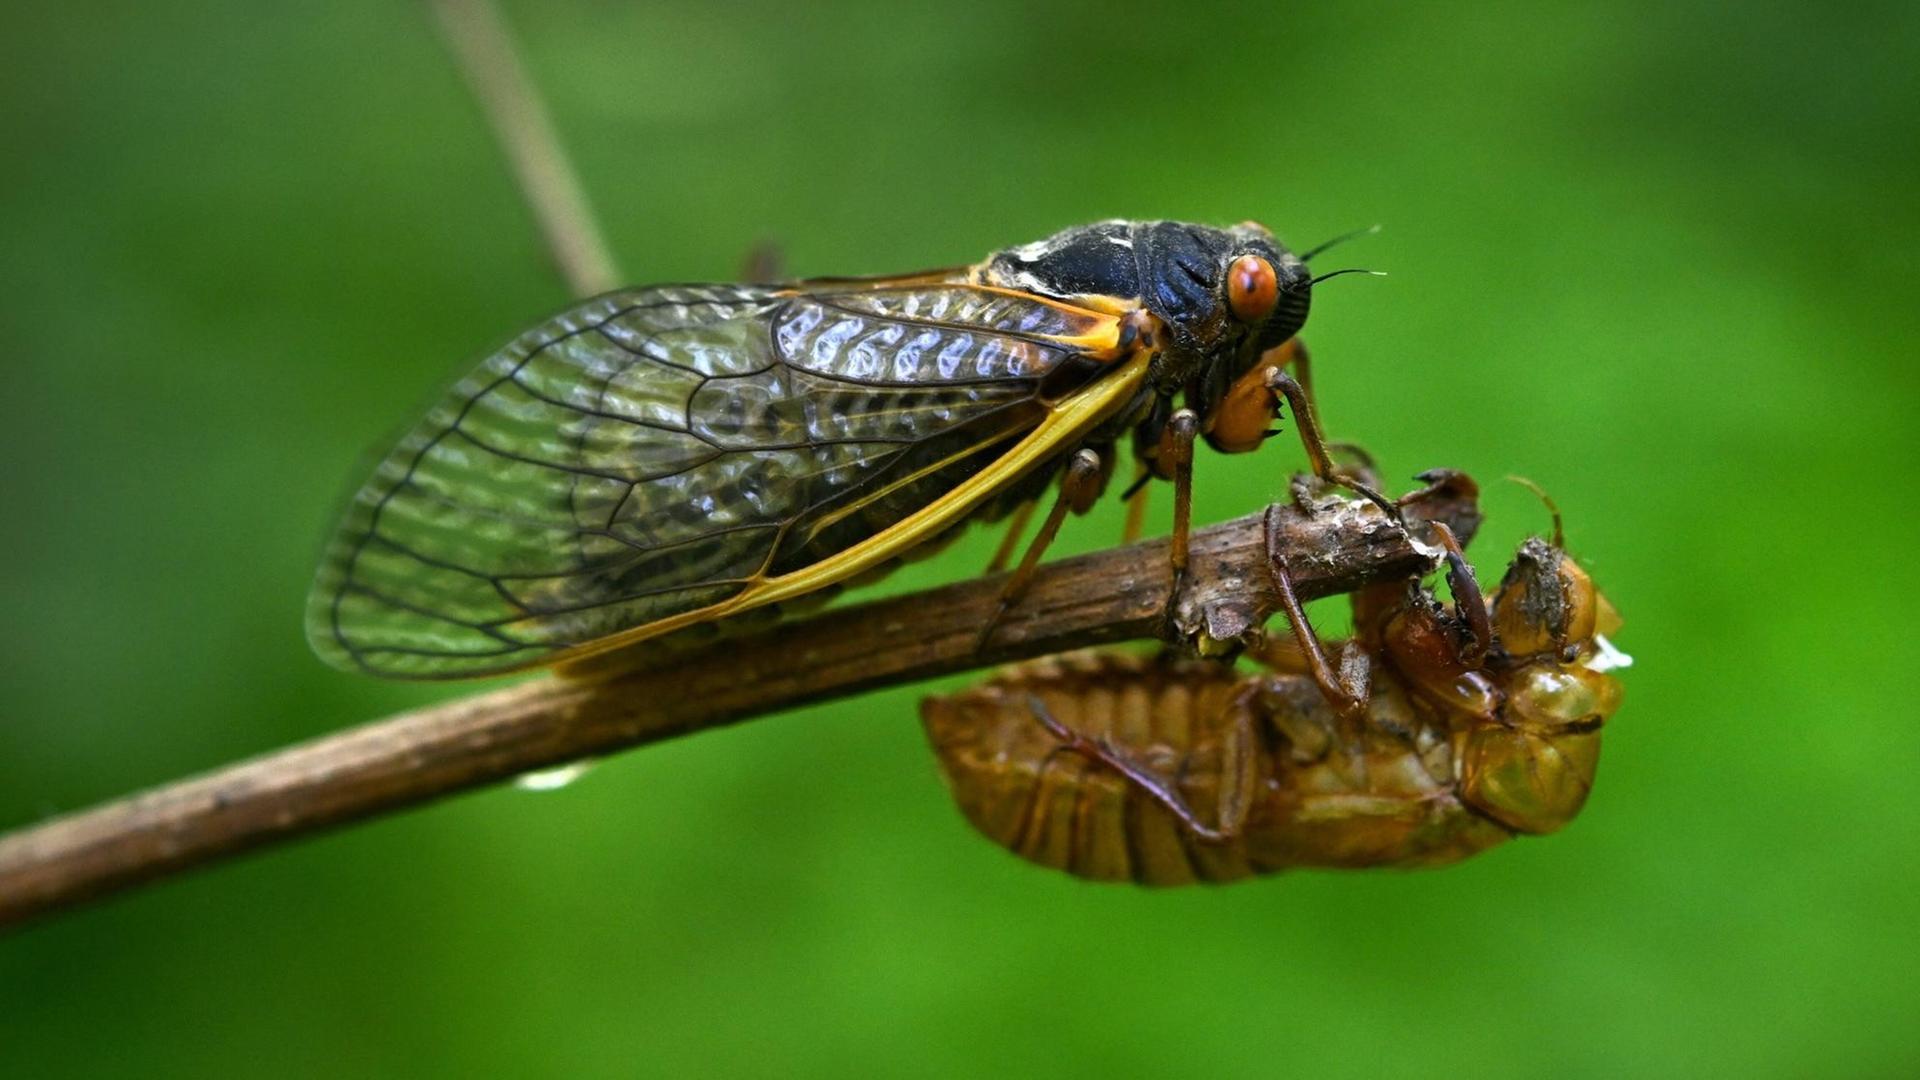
top-left (0, 484), bottom-right (1479, 929)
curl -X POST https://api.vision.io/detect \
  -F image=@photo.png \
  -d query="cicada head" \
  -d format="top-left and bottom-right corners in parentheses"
top-left (1491, 538), bottom-right (1601, 661)
top-left (1175, 221), bottom-right (1314, 461)
top-left (1484, 535), bottom-right (1627, 744)
top-left (1216, 220), bottom-right (1313, 354)
top-left (1460, 531), bottom-right (1629, 835)
top-left (1153, 221), bottom-right (1311, 409)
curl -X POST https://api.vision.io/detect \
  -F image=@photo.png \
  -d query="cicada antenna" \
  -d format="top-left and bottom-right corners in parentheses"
top-left (1299, 223), bottom-right (1382, 262)
top-left (1505, 475), bottom-right (1565, 549)
top-left (1306, 268), bottom-right (1387, 287)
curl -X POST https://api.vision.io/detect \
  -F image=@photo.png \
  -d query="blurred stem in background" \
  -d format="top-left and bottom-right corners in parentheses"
top-left (425, 0), bottom-right (618, 298)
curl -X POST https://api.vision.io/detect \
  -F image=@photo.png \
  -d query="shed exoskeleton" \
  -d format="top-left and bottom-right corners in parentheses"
top-left (920, 510), bottom-right (1627, 883)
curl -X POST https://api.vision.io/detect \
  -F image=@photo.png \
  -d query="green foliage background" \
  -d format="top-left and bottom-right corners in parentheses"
top-left (3, 3), bottom-right (1915, 1076)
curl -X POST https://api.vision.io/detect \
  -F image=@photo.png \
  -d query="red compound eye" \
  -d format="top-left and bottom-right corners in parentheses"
top-left (1226, 254), bottom-right (1278, 323)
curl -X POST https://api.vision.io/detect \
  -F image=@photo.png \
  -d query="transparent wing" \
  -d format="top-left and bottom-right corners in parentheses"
top-left (307, 281), bottom-right (1127, 678)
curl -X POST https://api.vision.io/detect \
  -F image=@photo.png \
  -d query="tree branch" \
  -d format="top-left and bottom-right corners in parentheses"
top-left (0, 6), bottom-right (1485, 933)
top-left (426, 0), bottom-right (620, 297)
top-left (0, 484), bottom-right (1479, 929)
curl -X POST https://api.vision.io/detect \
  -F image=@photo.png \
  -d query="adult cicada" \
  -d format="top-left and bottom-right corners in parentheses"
top-left (308, 220), bottom-right (1372, 678)
top-left (920, 506), bottom-right (1630, 883)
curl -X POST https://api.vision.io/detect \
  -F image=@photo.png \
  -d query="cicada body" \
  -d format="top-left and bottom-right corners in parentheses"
top-left (308, 221), bottom-right (1341, 679)
top-left (919, 530), bottom-right (1628, 884)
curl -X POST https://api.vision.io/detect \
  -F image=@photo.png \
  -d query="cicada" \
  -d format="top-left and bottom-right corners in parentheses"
top-left (919, 508), bottom-right (1629, 883)
top-left (308, 220), bottom-right (1375, 678)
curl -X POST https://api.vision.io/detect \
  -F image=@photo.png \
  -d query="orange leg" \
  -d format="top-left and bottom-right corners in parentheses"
top-left (1213, 344), bottom-right (1396, 522)
top-left (1026, 694), bottom-right (1255, 843)
top-left (1263, 505), bottom-right (1371, 722)
top-left (976, 449), bottom-right (1105, 649)
top-left (1265, 370), bottom-right (1397, 521)
top-left (1278, 336), bottom-right (1316, 405)
top-left (1164, 409), bottom-right (1199, 580)
top-left (1245, 631), bottom-right (1336, 677)
top-left (984, 500), bottom-right (1038, 575)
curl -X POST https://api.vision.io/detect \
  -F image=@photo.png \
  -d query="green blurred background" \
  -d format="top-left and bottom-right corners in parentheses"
top-left (3, 2), bottom-right (1916, 1076)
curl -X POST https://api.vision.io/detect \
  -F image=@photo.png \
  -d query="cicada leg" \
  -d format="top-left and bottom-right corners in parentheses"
top-left (1243, 631), bottom-right (1316, 676)
top-left (737, 241), bottom-right (783, 282)
top-left (1277, 335), bottom-right (1316, 407)
top-left (983, 500), bottom-right (1038, 576)
top-left (1430, 521), bottom-right (1491, 666)
top-left (1395, 467), bottom-right (1478, 511)
top-left (1024, 693), bottom-right (1256, 844)
top-left (1264, 370), bottom-right (1398, 521)
top-left (1262, 504), bottom-right (1372, 724)
top-left (1164, 408), bottom-right (1200, 581)
top-left (1134, 407), bottom-right (1209, 638)
top-left (1120, 462), bottom-right (1151, 545)
top-left (1208, 342), bottom-right (1397, 523)
top-left (1323, 442), bottom-right (1380, 489)
top-left (976, 448), bottom-right (1107, 649)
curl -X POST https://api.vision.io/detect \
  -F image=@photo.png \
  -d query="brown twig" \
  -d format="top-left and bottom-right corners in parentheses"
top-left (425, 0), bottom-right (620, 297)
top-left (0, 485), bottom-right (1480, 929)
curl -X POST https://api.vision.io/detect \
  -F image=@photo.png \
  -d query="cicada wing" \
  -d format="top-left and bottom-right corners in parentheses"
top-left (308, 280), bottom-right (1134, 678)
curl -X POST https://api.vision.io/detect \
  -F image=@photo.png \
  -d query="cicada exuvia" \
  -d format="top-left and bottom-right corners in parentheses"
top-left (920, 502), bottom-right (1630, 883)
top-left (308, 220), bottom-right (1373, 678)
